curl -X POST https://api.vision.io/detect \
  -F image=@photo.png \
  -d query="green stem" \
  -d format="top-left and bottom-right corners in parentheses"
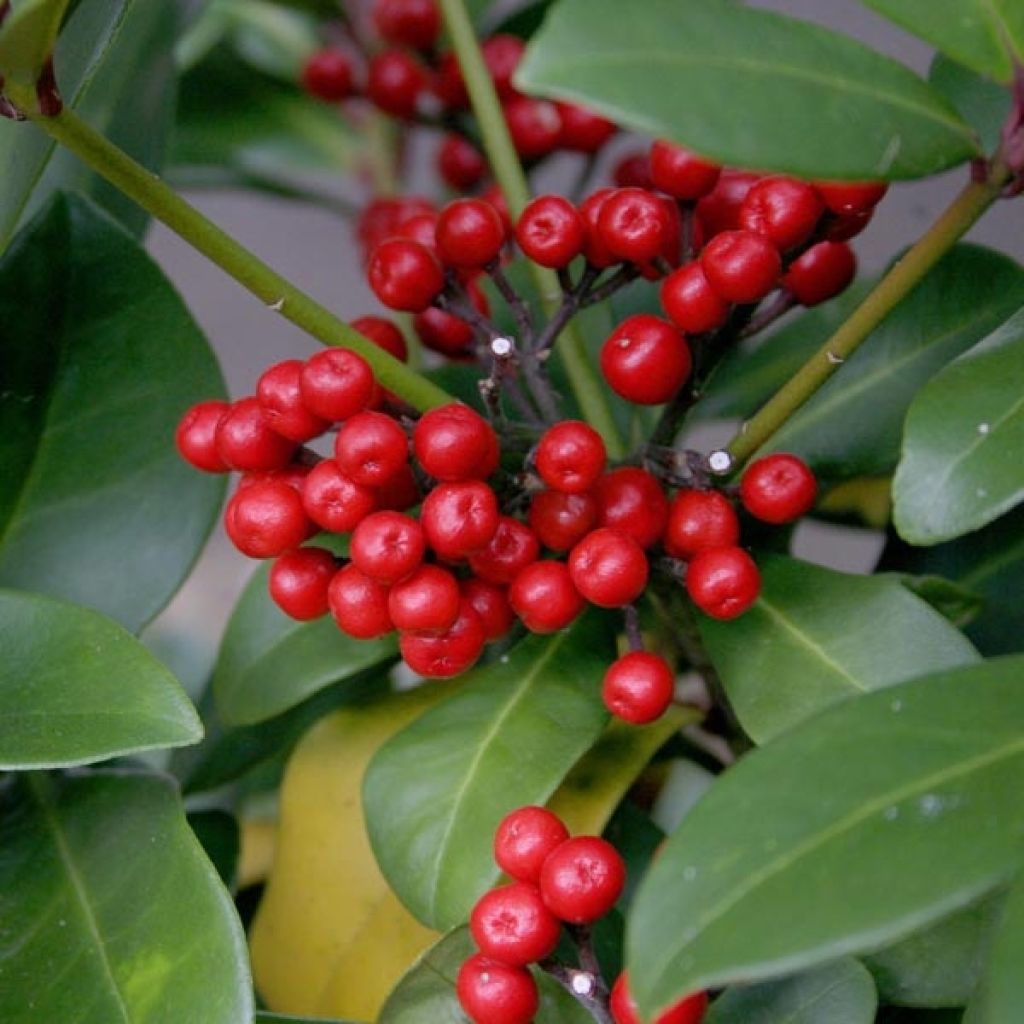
top-left (436, 0), bottom-right (627, 459)
top-left (13, 92), bottom-right (452, 412)
top-left (726, 163), bottom-right (1011, 466)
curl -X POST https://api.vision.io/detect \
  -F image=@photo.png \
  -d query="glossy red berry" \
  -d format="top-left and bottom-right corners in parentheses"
top-left (664, 489), bottom-right (740, 560)
top-left (494, 806), bottom-right (570, 884)
top-left (377, 464), bottom-right (421, 511)
top-left (740, 453), bottom-right (818, 524)
top-left (648, 140), bottom-right (721, 200)
top-left (421, 480), bottom-right (500, 560)
top-left (739, 176), bottom-right (824, 251)
top-left (482, 34), bottom-right (526, 99)
top-left (370, 0), bottom-right (440, 51)
top-left (824, 206), bottom-right (874, 242)
top-left (594, 468), bottom-right (669, 549)
top-left (515, 195), bottom-right (586, 269)
top-left (603, 652), bottom-right (674, 725)
top-left (366, 50), bottom-right (428, 119)
top-left (414, 307), bottom-right (476, 359)
top-left (598, 188), bottom-right (673, 265)
top-left (556, 101), bottom-right (616, 153)
top-left (578, 188), bottom-right (618, 268)
top-left (685, 546), bottom-right (761, 620)
top-left (610, 972), bottom-right (708, 1024)
top-left (328, 564), bottom-right (393, 638)
top-left (413, 403), bottom-right (498, 481)
top-left (783, 240), bottom-right (856, 306)
top-left (269, 547), bottom-right (337, 620)
top-left (400, 598), bottom-right (486, 676)
top-left (225, 480), bottom-right (311, 559)
top-left (568, 528), bottom-right (649, 608)
top-left (528, 490), bottom-right (597, 553)
top-left (351, 315), bottom-right (410, 364)
top-left (215, 397), bottom-right (297, 472)
top-left (504, 97), bottom-right (562, 160)
top-left (600, 314), bottom-right (691, 405)
top-left (471, 883), bottom-right (562, 967)
top-left (299, 349), bottom-right (376, 423)
top-left (613, 152), bottom-right (653, 190)
top-left (461, 579), bottom-right (516, 641)
top-left (438, 133), bottom-right (487, 190)
top-left (815, 180), bottom-right (888, 216)
top-left (695, 170), bottom-right (760, 237)
top-left (350, 511), bottom-right (425, 584)
top-left (535, 421), bottom-right (606, 494)
top-left (539, 836), bottom-right (626, 924)
top-left (701, 229), bottom-right (781, 305)
top-left (301, 460), bottom-right (377, 533)
top-left (436, 198), bottom-right (507, 269)
top-left (660, 262), bottom-right (731, 335)
top-left (176, 400), bottom-right (230, 472)
top-left (334, 411), bottom-right (408, 488)
top-left (256, 360), bottom-right (329, 443)
top-left (396, 211), bottom-right (440, 252)
top-left (388, 563), bottom-right (460, 634)
top-left (301, 49), bottom-right (355, 102)
top-left (509, 561), bottom-right (584, 633)
top-left (456, 954), bottom-right (538, 1024)
top-left (469, 517), bottom-right (540, 586)
top-left (238, 464), bottom-right (310, 494)
top-left (368, 239), bottom-right (444, 313)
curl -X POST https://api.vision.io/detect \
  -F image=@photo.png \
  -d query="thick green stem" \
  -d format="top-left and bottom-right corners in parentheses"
top-left (14, 92), bottom-right (452, 412)
top-left (437, 0), bottom-right (627, 459)
top-left (726, 164), bottom-right (1011, 465)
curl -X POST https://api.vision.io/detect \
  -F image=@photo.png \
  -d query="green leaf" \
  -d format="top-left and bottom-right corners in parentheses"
top-left (699, 555), bottom-right (979, 744)
top-left (187, 809), bottom-right (240, 889)
top-left (0, 589), bottom-right (201, 768)
top-left (863, 893), bottom-right (1003, 1007)
top-left (627, 656), bottom-right (1024, 1018)
top-left (0, 0), bottom-right (72, 85)
top-left (516, 0), bottom-right (979, 180)
top-left (705, 958), bottom-right (878, 1024)
top-left (213, 560), bottom-right (397, 727)
top-left (378, 926), bottom-right (593, 1024)
top-left (763, 245), bottom-right (1024, 477)
top-left (364, 613), bottom-right (614, 930)
top-left (894, 306), bottom-right (1024, 545)
top-left (930, 54), bottom-right (1014, 154)
top-left (964, 872), bottom-right (1024, 1023)
top-left (0, 193), bottom-right (226, 633)
top-left (0, 0), bottom-right (179, 250)
top-left (0, 771), bottom-right (252, 1023)
top-left (862, 1), bottom-right (1024, 84)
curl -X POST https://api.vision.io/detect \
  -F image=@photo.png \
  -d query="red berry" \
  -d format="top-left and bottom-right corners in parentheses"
top-left (366, 50), bottom-right (427, 119)
top-left (648, 140), bottom-right (720, 200)
top-left (388, 563), bottom-right (460, 634)
top-left (350, 511), bottom-right (425, 584)
top-left (504, 97), bottom-right (562, 160)
top-left (536, 420), bottom-right (606, 494)
top-left (421, 480), bottom-right (500, 560)
top-left (664, 489), bottom-right (740, 560)
top-left (568, 528), bottom-right (649, 608)
top-left (482, 34), bottom-right (526, 100)
top-left (509, 561), bottom-right (584, 633)
top-left (434, 50), bottom-right (468, 109)
top-left (494, 806), bottom-right (569, 884)
top-left (471, 882), bottom-right (562, 967)
top-left (600, 314), bottom-right (691, 405)
top-left (257, 360), bottom-right (329, 443)
top-left (701, 229), bottom-right (781, 305)
top-left (815, 180), bottom-right (888, 216)
top-left (357, 196), bottom-right (436, 261)
top-left (436, 198), bottom-right (507, 269)
top-left (328, 564), bottom-right (393, 638)
top-left (539, 836), bottom-right (625, 923)
top-left (469, 517), bottom-right (540, 586)
top-left (578, 188), bottom-right (618, 268)
top-left (461, 579), bottom-right (515, 641)
top-left (215, 397), bottom-right (297, 472)
top-left (370, 0), bottom-right (440, 51)
top-left (301, 49), bottom-right (355, 102)
top-left (598, 188), bottom-right (673, 265)
top-left (602, 652), bottom-right (674, 725)
top-left (368, 239), bottom-right (444, 313)
top-left (400, 597), bottom-right (486, 676)
top-left (456, 954), bottom-right (538, 1024)
top-left (396, 211), bottom-right (439, 252)
top-left (225, 480), bottom-right (311, 559)
top-left (300, 349), bottom-right (376, 423)
top-left (515, 195), bottom-right (585, 269)
top-left (610, 972), bottom-right (708, 1024)
top-left (594, 468), bottom-right (669, 549)
top-left (613, 152), bottom-right (653, 190)
top-left (301, 460), bottom-right (377, 533)
top-left (414, 307), bottom-right (476, 359)
top-left (824, 207), bottom-right (874, 242)
top-left (695, 170), bottom-right (760, 237)
top-left (660, 262), bottom-right (731, 335)
top-left (269, 547), bottom-right (337, 620)
top-left (438, 133), bottom-right (487, 190)
top-left (740, 453), bottom-right (817, 524)
top-left (377, 464), bottom-right (422, 511)
top-left (413, 403), bottom-right (498, 481)
top-left (351, 315), bottom-right (410, 364)
top-left (528, 490), bottom-right (597, 552)
top-left (334, 410), bottom-right (408, 488)
top-left (238, 464), bottom-right (310, 493)
top-left (176, 400), bottom-right (230, 472)
top-left (556, 101), bottom-right (616, 153)
top-left (783, 240), bottom-right (856, 306)
top-left (739, 176), bottom-right (824, 251)
top-left (685, 547), bottom-right (761, 620)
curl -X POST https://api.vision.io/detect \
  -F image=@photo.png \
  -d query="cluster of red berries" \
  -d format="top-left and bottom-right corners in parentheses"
top-left (457, 805), bottom-right (707, 1024)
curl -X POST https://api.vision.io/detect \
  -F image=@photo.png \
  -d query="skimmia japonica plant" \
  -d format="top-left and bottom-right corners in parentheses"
top-left (1, 0), bottom-right (1023, 1022)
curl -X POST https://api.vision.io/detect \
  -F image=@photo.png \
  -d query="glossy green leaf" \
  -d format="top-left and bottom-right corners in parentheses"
top-left (706, 958), bottom-right (877, 1024)
top-left (213, 561), bottom-right (397, 727)
top-left (0, 771), bottom-right (252, 1023)
top-left (763, 245), bottom-right (1024, 477)
top-left (0, 193), bottom-right (226, 631)
top-left (863, 1), bottom-right (1024, 84)
top-left (896, 573), bottom-right (985, 630)
top-left (699, 556), bottom-right (979, 744)
top-left (627, 656), bottom-right (1024, 1018)
top-left (0, 589), bottom-right (201, 768)
top-left (0, 0), bottom-right (179, 249)
top-left (930, 54), bottom-right (1014, 153)
top-left (864, 893), bottom-right (1003, 1007)
top-left (894, 307), bottom-right (1024, 545)
top-left (964, 873), bottom-right (1024, 1023)
top-left (364, 613), bottom-right (614, 930)
top-left (0, 0), bottom-right (71, 84)
top-left (378, 926), bottom-right (593, 1024)
top-left (517, 0), bottom-right (978, 180)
